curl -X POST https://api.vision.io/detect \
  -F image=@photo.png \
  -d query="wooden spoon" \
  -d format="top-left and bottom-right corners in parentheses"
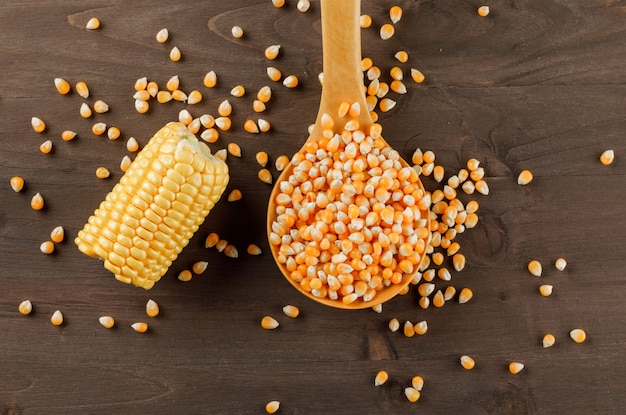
top-left (267, 0), bottom-right (431, 309)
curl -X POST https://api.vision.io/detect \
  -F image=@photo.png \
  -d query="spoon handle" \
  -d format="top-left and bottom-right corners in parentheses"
top-left (315, 0), bottom-right (371, 133)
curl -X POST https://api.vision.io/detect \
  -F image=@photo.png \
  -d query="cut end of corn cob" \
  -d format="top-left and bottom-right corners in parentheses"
top-left (74, 122), bottom-right (229, 290)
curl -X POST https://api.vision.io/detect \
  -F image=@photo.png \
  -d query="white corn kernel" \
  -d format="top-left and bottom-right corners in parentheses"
top-left (555, 257), bottom-right (567, 271)
top-left (99, 316), bottom-right (115, 328)
top-left (600, 149), bottom-right (614, 165)
top-left (51, 310), bottom-right (64, 326)
top-left (156, 28), bottom-right (169, 43)
top-left (19, 300), bottom-right (33, 315)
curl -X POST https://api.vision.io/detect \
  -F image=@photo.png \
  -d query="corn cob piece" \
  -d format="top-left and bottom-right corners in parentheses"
top-left (75, 122), bottom-right (229, 289)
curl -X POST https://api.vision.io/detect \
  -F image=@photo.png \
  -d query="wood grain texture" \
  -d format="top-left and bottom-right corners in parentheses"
top-left (1, 0), bottom-right (625, 414)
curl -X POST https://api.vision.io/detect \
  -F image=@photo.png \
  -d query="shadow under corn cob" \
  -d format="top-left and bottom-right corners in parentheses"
top-left (75, 122), bottom-right (229, 289)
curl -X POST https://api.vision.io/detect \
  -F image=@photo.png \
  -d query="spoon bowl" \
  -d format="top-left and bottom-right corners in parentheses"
top-left (267, 0), bottom-right (431, 309)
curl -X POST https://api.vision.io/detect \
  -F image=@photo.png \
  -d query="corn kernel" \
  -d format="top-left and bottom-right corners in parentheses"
top-left (135, 99), bottom-right (149, 113)
top-left (99, 316), bottom-right (115, 328)
top-left (404, 387), bottom-right (421, 402)
top-left (275, 155), bottom-right (290, 171)
top-left (224, 245), bottom-right (239, 258)
top-left (388, 318), bottom-right (400, 332)
top-left (169, 46), bottom-right (181, 61)
top-left (411, 68), bottom-right (425, 83)
top-left (297, 0), bottom-right (310, 12)
top-left (156, 28), bottom-right (169, 43)
top-left (527, 260), bottom-right (542, 277)
top-left (227, 143), bottom-right (242, 157)
top-left (258, 119), bottom-right (271, 133)
top-left (76, 81), bottom-right (90, 98)
top-left (282, 304), bottom-right (299, 318)
top-left (85, 17), bottom-right (100, 30)
top-left (380, 23), bottom-right (395, 40)
top-left (107, 126), bottom-right (121, 140)
top-left (570, 328), bottom-right (586, 343)
top-left (374, 370), bottom-right (389, 386)
top-left (265, 400), bottom-right (280, 414)
top-left (555, 257), bottom-right (567, 271)
top-left (283, 75), bottom-right (298, 88)
top-left (50, 226), bottom-right (65, 243)
top-left (54, 78), bottom-right (71, 95)
top-left (244, 119), bottom-right (260, 134)
top-left (192, 261), bottom-right (209, 274)
top-left (258, 168), bottom-right (272, 184)
top-left (51, 310), bottom-right (64, 326)
top-left (460, 355), bottom-right (475, 370)
top-left (247, 244), bottom-right (262, 255)
top-left (539, 284), bottom-right (553, 297)
top-left (264, 45), bottom-right (281, 60)
top-left (203, 71), bottom-right (217, 88)
top-left (412, 376), bottom-right (424, 391)
top-left (414, 320), bottom-right (428, 335)
top-left (403, 321), bottom-right (415, 337)
top-left (187, 90), bottom-right (202, 105)
top-left (178, 270), bottom-right (192, 282)
top-left (131, 322), bottom-right (148, 333)
top-left (517, 169), bottom-right (533, 185)
top-left (256, 151), bottom-right (269, 167)
top-left (261, 315), bottom-right (279, 330)
top-left (60, 130), bottom-right (76, 141)
top-left (10, 176), bottom-right (24, 192)
top-left (96, 167), bottom-right (110, 179)
top-left (458, 287), bottom-right (473, 304)
top-left (31, 192), bottom-right (44, 210)
top-left (478, 6), bottom-right (490, 17)
top-left (600, 149), bottom-right (614, 165)
top-left (145, 299), bottom-right (159, 317)
top-left (231, 25), bottom-right (244, 38)
top-left (39, 140), bottom-right (53, 154)
top-left (120, 155), bottom-right (132, 172)
top-left (542, 333), bottom-right (556, 348)
top-left (360, 14), bottom-right (372, 28)
top-left (80, 103), bottom-right (92, 118)
top-left (31, 117), bottom-right (46, 133)
top-left (40, 241), bottom-right (54, 255)
top-left (147, 81), bottom-right (159, 97)
top-left (509, 362), bottom-right (525, 374)
top-left (395, 50), bottom-right (408, 63)
top-left (266, 67), bottom-right (282, 82)
top-left (19, 300), bottom-right (33, 315)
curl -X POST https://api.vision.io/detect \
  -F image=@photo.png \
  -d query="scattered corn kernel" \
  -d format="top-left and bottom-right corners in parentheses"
top-left (555, 257), bottom-right (567, 271)
top-left (156, 90), bottom-right (172, 103)
top-left (411, 68), bottom-right (425, 83)
top-left (359, 14), bottom-right (372, 28)
top-left (230, 85), bottom-right (245, 98)
top-left (80, 103), bottom-right (92, 118)
top-left (119, 155), bottom-right (132, 172)
top-left (509, 362), bottom-right (525, 374)
top-left (458, 287), bottom-right (473, 304)
top-left (51, 310), bottom-right (64, 326)
top-left (261, 315), bottom-right (279, 330)
top-left (403, 321), bottom-right (415, 338)
top-left (39, 140), bottom-right (53, 154)
top-left (395, 50), bottom-right (408, 63)
top-left (227, 189), bottom-right (242, 202)
top-left (31, 117), bottom-right (46, 133)
top-left (18, 300), bottom-right (33, 315)
top-left (50, 226), bottom-right (65, 243)
top-left (227, 143), bottom-right (242, 157)
top-left (256, 151), bottom-right (269, 167)
top-left (144, 299), bottom-right (159, 318)
top-left (389, 5), bottom-right (403, 23)
top-left (258, 119), bottom-right (271, 133)
top-left (460, 355), bottom-right (475, 370)
top-left (215, 239), bottom-right (228, 252)
top-left (54, 78), bottom-right (71, 95)
top-left (95, 167), bottom-right (110, 179)
top-left (412, 376), bottom-right (424, 391)
top-left (205, 233), bottom-right (219, 248)
top-left (297, 0), bottom-right (311, 12)
top-left (214, 149), bottom-right (227, 161)
top-left (85, 17), bottom-right (100, 30)
top-left (265, 400), bottom-right (280, 414)
top-left (187, 90), bottom-right (202, 105)
top-left (282, 304), bottom-right (299, 318)
top-left (171, 90), bottom-right (187, 102)
top-left (247, 244), bottom-right (262, 255)
top-left (224, 245), bottom-right (239, 258)
top-left (135, 99), bottom-right (149, 113)
top-left (266, 67), bottom-right (282, 82)
top-left (244, 119), bottom-right (260, 134)
top-left (178, 270), bottom-right (193, 282)
top-left (125, 137), bottom-right (139, 152)
top-left (75, 81), bottom-right (89, 98)
top-left (380, 23), bottom-right (395, 40)
top-left (600, 149), bottom-right (614, 165)
top-left (169, 46), bottom-right (181, 61)
top-left (478, 6), bottom-right (490, 17)
top-left (404, 387), bottom-right (421, 402)
top-left (203, 71), bottom-right (217, 88)
top-left (372, 303), bottom-right (383, 313)
top-left (258, 168), bottom-right (272, 184)
top-left (99, 316), bottom-right (115, 328)
top-left (570, 328), bottom-right (587, 343)
top-left (275, 155), bottom-right (290, 171)
top-left (527, 260), bottom-right (542, 277)
top-left (147, 81), bottom-right (159, 97)
top-left (192, 261), bottom-right (209, 275)
top-left (542, 333), bottom-right (556, 348)
top-left (379, 98), bottom-right (396, 112)
top-left (10, 176), bottom-right (24, 192)
top-left (134, 77), bottom-right (148, 91)
top-left (264, 45), bottom-right (281, 60)
top-left (517, 169), bottom-right (533, 185)
top-left (107, 126), bottom-right (121, 140)
top-left (231, 25), bottom-right (244, 38)
top-left (374, 370), bottom-right (389, 386)
top-left (156, 28), bottom-right (169, 43)
top-left (283, 75), bottom-right (298, 88)
top-left (31, 192), bottom-right (44, 210)
top-left (539, 284), bottom-right (553, 297)
top-left (388, 318), bottom-right (400, 332)
top-left (414, 320), bottom-right (428, 335)
top-left (131, 322), bottom-right (148, 333)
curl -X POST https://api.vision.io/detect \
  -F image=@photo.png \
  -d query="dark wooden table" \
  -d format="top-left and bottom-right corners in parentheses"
top-left (1, 1), bottom-right (625, 414)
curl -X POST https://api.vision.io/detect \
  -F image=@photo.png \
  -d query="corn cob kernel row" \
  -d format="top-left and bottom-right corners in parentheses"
top-left (75, 122), bottom-right (229, 289)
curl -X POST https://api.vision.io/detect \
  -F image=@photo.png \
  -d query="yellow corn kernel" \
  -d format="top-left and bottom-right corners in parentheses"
top-left (256, 151), bottom-right (269, 167)
top-left (134, 90), bottom-right (150, 101)
top-left (404, 387), bottom-right (421, 403)
top-left (147, 81), bottom-right (159, 97)
top-left (527, 260), bottom-right (542, 277)
top-left (390, 66), bottom-right (403, 81)
top-left (539, 284), bottom-right (553, 297)
top-left (395, 50), bottom-right (408, 63)
top-left (403, 321), bottom-right (415, 337)
top-left (131, 322), bottom-right (148, 333)
top-left (261, 315), bottom-right (279, 330)
top-left (92, 100), bottom-right (110, 114)
top-left (258, 168), bottom-right (272, 184)
top-left (178, 269), bottom-right (193, 282)
top-left (275, 155), bottom-right (290, 172)
top-left (169, 46), bottom-right (181, 61)
top-left (54, 78), bottom-right (71, 95)
top-left (61, 130), bottom-right (76, 141)
top-left (231, 25), bottom-right (244, 38)
top-left (453, 253), bottom-right (466, 272)
top-left (266, 68), bottom-right (282, 84)
top-left (432, 290), bottom-right (445, 308)
top-left (31, 192), bottom-right (44, 210)
top-left (282, 304), bottom-right (299, 318)
top-left (258, 119), bottom-right (271, 133)
top-left (228, 189), bottom-right (242, 202)
top-left (418, 296), bottom-right (430, 309)
top-left (297, 0), bottom-right (310, 12)
top-left (411, 68), bottom-right (425, 83)
top-left (478, 6), bottom-right (490, 17)
top-left (444, 286), bottom-right (456, 301)
top-left (99, 316), bottom-right (115, 328)
top-left (257, 86), bottom-right (272, 103)
top-left (380, 23), bottom-right (395, 40)
top-left (244, 119), bottom-right (259, 134)
top-left (266, 400), bottom-right (280, 414)
top-left (264, 45), bottom-right (281, 60)
top-left (135, 99), bottom-right (149, 113)
top-left (414, 320), bottom-right (428, 335)
top-left (205, 233), bottom-right (219, 248)
top-left (120, 155), bottom-right (132, 172)
top-left (360, 14), bottom-right (372, 28)
top-left (215, 117), bottom-right (231, 131)
top-left (192, 261), bottom-right (209, 274)
top-left (85, 17), bottom-right (100, 30)
top-left (542, 333), bottom-right (556, 348)
top-left (389, 5), bottom-right (403, 23)
top-left (107, 126), bottom-right (121, 140)
top-left (517, 169), bottom-right (533, 185)
top-left (31, 117), bottom-right (46, 133)
top-left (388, 318), bottom-right (400, 332)
top-left (474, 179), bottom-right (489, 195)
top-left (171, 90), bottom-right (187, 102)
top-left (91, 122), bottom-right (106, 136)
top-left (379, 98), bottom-right (396, 113)
top-left (224, 244), bottom-right (238, 258)
top-left (247, 244), bottom-right (262, 255)
top-left (460, 355), bottom-right (475, 370)
top-left (51, 310), bottom-right (64, 326)
top-left (50, 226), bottom-right (65, 243)
top-left (509, 362), bottom-right (524, 374)
top-left (187, 118), bottom-right (201, 135)
top-left (19, 300), bottom-right (33, 315)
top-left (80, 103), bottom-right (93, 118)
top-left (215, 239), bottom-right (228, 252)
top-left (214, 149), bottom-right (227, 161)
top-left (187, 90), bottom-right (202, 105)
top-left (164, 76), bottom-right (179, 92)
top-left (600, 149), bottom-right (614, 165)
top-left (361, 57), bottom-right (373, 72)
top-left (76, 81), bottom-right (90, 98)
top-left (39, 140), bottom-right (53, 154)
top-left (555, 257), bottom-right (567, 271)
top-left (156, 90), bottom-right (172, 104)
top-left (227, 143), bottom-right (242, 157)
top-left (144, 299), bottom-right (160, 317)
top-left (390, 80), bottom-right (407, 94)
top-left (412, 375), bottom-right (424, 391)
top-left (202, 71), bottom-right (217, 88)
top-left (40, 241), bottom-right (54, 254)
top-left (458, 287), bottom-right (473, 304)
top-left (367, 66), bottom-right (381, 80)
top-left (283, 75), bottom-right (298, 88)
top-left (570, 328), bottom-right (586, 343)
top-left (96, 167), bottom-right (110, 179)
top-left (10, 176), bottom-right (24, 192)
top-left (124, 137), bottom-right (139, 153)
top-left (374, 370), bottom-right (389, 386)
top-left (156, 28), bottom-right (168, 43)
top-left (74, 122), bottom-right (229, 290)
